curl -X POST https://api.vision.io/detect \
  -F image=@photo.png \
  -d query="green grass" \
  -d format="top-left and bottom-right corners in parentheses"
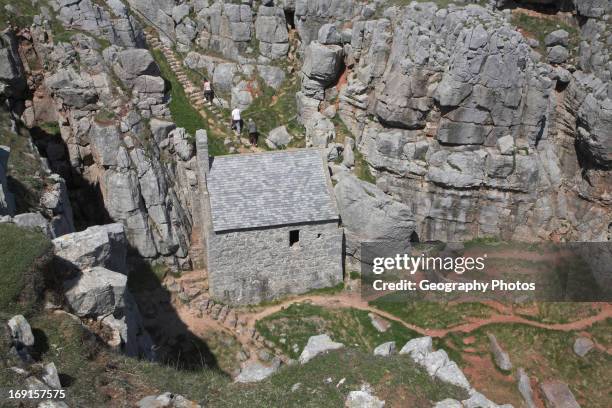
top-left (0, 0), bottom-right (38, 30)
top-left (370, 297), bottom-right (495, 330)
top-left (519, 303), bottom-right (601, 324)
top-left (255, 303), bottom-right (419, 360)
top-left (242, 76), bottom-right (304, 142)
top-left (0, 223), bottom-right (52, 315)
top-left (467, 323), bottom-right (612, 408)
top-left (208, 348), bottom-right (468, 407)
top-left (151, 49), bottom-right (227, 156)
top-left (354, 148), bottom-right (376, 184)
top-left (511, 12), bottom-right (580, 56)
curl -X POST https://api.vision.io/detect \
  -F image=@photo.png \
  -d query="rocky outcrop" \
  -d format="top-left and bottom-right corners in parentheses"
top-left (63, 266), bottom-right (128, 316)
top-left (255, 6), bottom-right (289, 59)
top-left (488, 333), bottom-right (512, 371)
top-left (0, 30), bottom-right (27, 98)
top-left (345, 384), bottom-right (385, 408)
top-left (136, 392), bottom-right (201, 408)
top-left (540, 381), bottom-right (580, 408)
top-left (235, 359), bottom-right (281, 383)
top-left (53, 224), bottom-right (154, 359)
top-left (266, 125), bottom-right (293, 149)
top-left (7, 315), bottom-right (35, 348)
top-left (0, 145), bottom-right (15, 216)
top-left (334, 173), bottom-right (415, 263)
top-left (402, 337), bottom-right (512, 407)
top-left (373, 341), bottom-right (396, 357)
top-left (573, 336), bottom-right (594, 357)
top-left (56, 0), bottom-right (145, 48)
top-left (298, 334), bottom-right (344, 364)
top-left (319, 1), bottom-right (612, 242)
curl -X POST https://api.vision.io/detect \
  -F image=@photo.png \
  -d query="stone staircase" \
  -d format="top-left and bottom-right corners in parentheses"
top-left (167, 275), bottom-right (292, 364)
top-left (144, 30), bottom-right (256, 151)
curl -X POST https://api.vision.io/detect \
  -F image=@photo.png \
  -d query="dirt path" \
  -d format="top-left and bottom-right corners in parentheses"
top-left (239, 291), bottom-right (612, 338)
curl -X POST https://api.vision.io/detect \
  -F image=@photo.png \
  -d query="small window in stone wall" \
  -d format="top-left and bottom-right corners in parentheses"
top-left (290, 230), bottom-right (300, 247)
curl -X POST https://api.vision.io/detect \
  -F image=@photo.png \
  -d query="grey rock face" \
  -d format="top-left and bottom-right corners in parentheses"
top-left (266, 126), bottom-right (293, 149)
top-left (318, 24), bottom-right (342, 45)
top-left (255, 6), bottom-right (289, 59)
top-left (0, 146), bottom-right (15, 216)
top-left (0, 31), bottom-right (26, 98)
top-left (302, 42), bottom-right (343, 99)
top-left (64, 266), bottom-right (128, 317)
top-left (305, 112), bottom-right (335, 147)
top-left (8, 315), bottom-right (35, 347)
top-left (299, 334), bottom-right (344, 364)
top-left (113, 48), bottom-right (160, 86)
top-left (576, 93), bottom-right (612, 169)
top-left (488, 333), bottom-right (512, 371)
top-left (41, 175), bottom-right (75, 238)
top-left (334, 173), bottom-right (415, 252)
top-left (540, 381), bottom-right (580, 408)
top-left (257, 65), bottom-right (286, 90)
top-left (327, 1), bottom-right (611, 243)
top-left (573, 336), bottom-right (594, 357)
top-left (58, 0), bottom-right (144, 47)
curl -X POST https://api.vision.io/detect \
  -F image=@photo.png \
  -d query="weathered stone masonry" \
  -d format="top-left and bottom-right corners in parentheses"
top-left (208, 222), bottom-right (343, 305)
top-left (198, 146), bottom-right (344, 305)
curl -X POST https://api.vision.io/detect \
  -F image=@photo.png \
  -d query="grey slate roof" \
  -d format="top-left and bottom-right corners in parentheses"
top-left (207, 149), bottom-right (339, 232)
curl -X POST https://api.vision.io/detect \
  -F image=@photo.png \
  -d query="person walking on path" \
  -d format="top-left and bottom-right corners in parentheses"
top-left (247, 118), bottom-right (258, 146)
top-left (203, 79), bottom-right (213, 104)
top-left (231, 107), bottom-right (242, 136)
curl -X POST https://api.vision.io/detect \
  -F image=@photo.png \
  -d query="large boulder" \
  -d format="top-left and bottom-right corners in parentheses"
top-left (7, 315), bottom-right (35, 347)
top-left (540, 381), bottom-right (580, 408)
top-left (63, 266), bottom-right (128, 317)
top-left (53, 223), bottom-right (128, 273)
top-left (235, 360), bottom-right (280, 383)
top-left (305, 112), bottom-right (335, 147)
top-left (334, 174), bottom-right (415, 244)
top-left (266, 126), bottom-right (293, 149)
top-left (298, 334), bottom-right (344, 364)
top-left (302, 42), bottom-right (343, 86)
top-left (573, 337), bottom-right (594, 357)
top-left (488, 333), bottom-right (512, 371)
top-left (114, 48), bottom-right (160, 85)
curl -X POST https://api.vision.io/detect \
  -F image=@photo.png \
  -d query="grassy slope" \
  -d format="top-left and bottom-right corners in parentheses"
top-left (242, 75), bottom-right (306, 145)
top-left (370, 298), bottom-right (495, 330)
top-left (0, 223), bottom-right (51, 315)
top-left (151, 49), bottom-right (227, 156)
top-left (255, 303), bottom-right (419, 359)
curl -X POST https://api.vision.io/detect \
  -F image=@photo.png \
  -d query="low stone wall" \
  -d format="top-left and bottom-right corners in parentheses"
top-left (208, 222), bottom-right (343, 305)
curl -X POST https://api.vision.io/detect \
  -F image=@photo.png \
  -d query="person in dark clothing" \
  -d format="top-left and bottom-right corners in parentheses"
top-left (247, 118), bottom-right (258, 146)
